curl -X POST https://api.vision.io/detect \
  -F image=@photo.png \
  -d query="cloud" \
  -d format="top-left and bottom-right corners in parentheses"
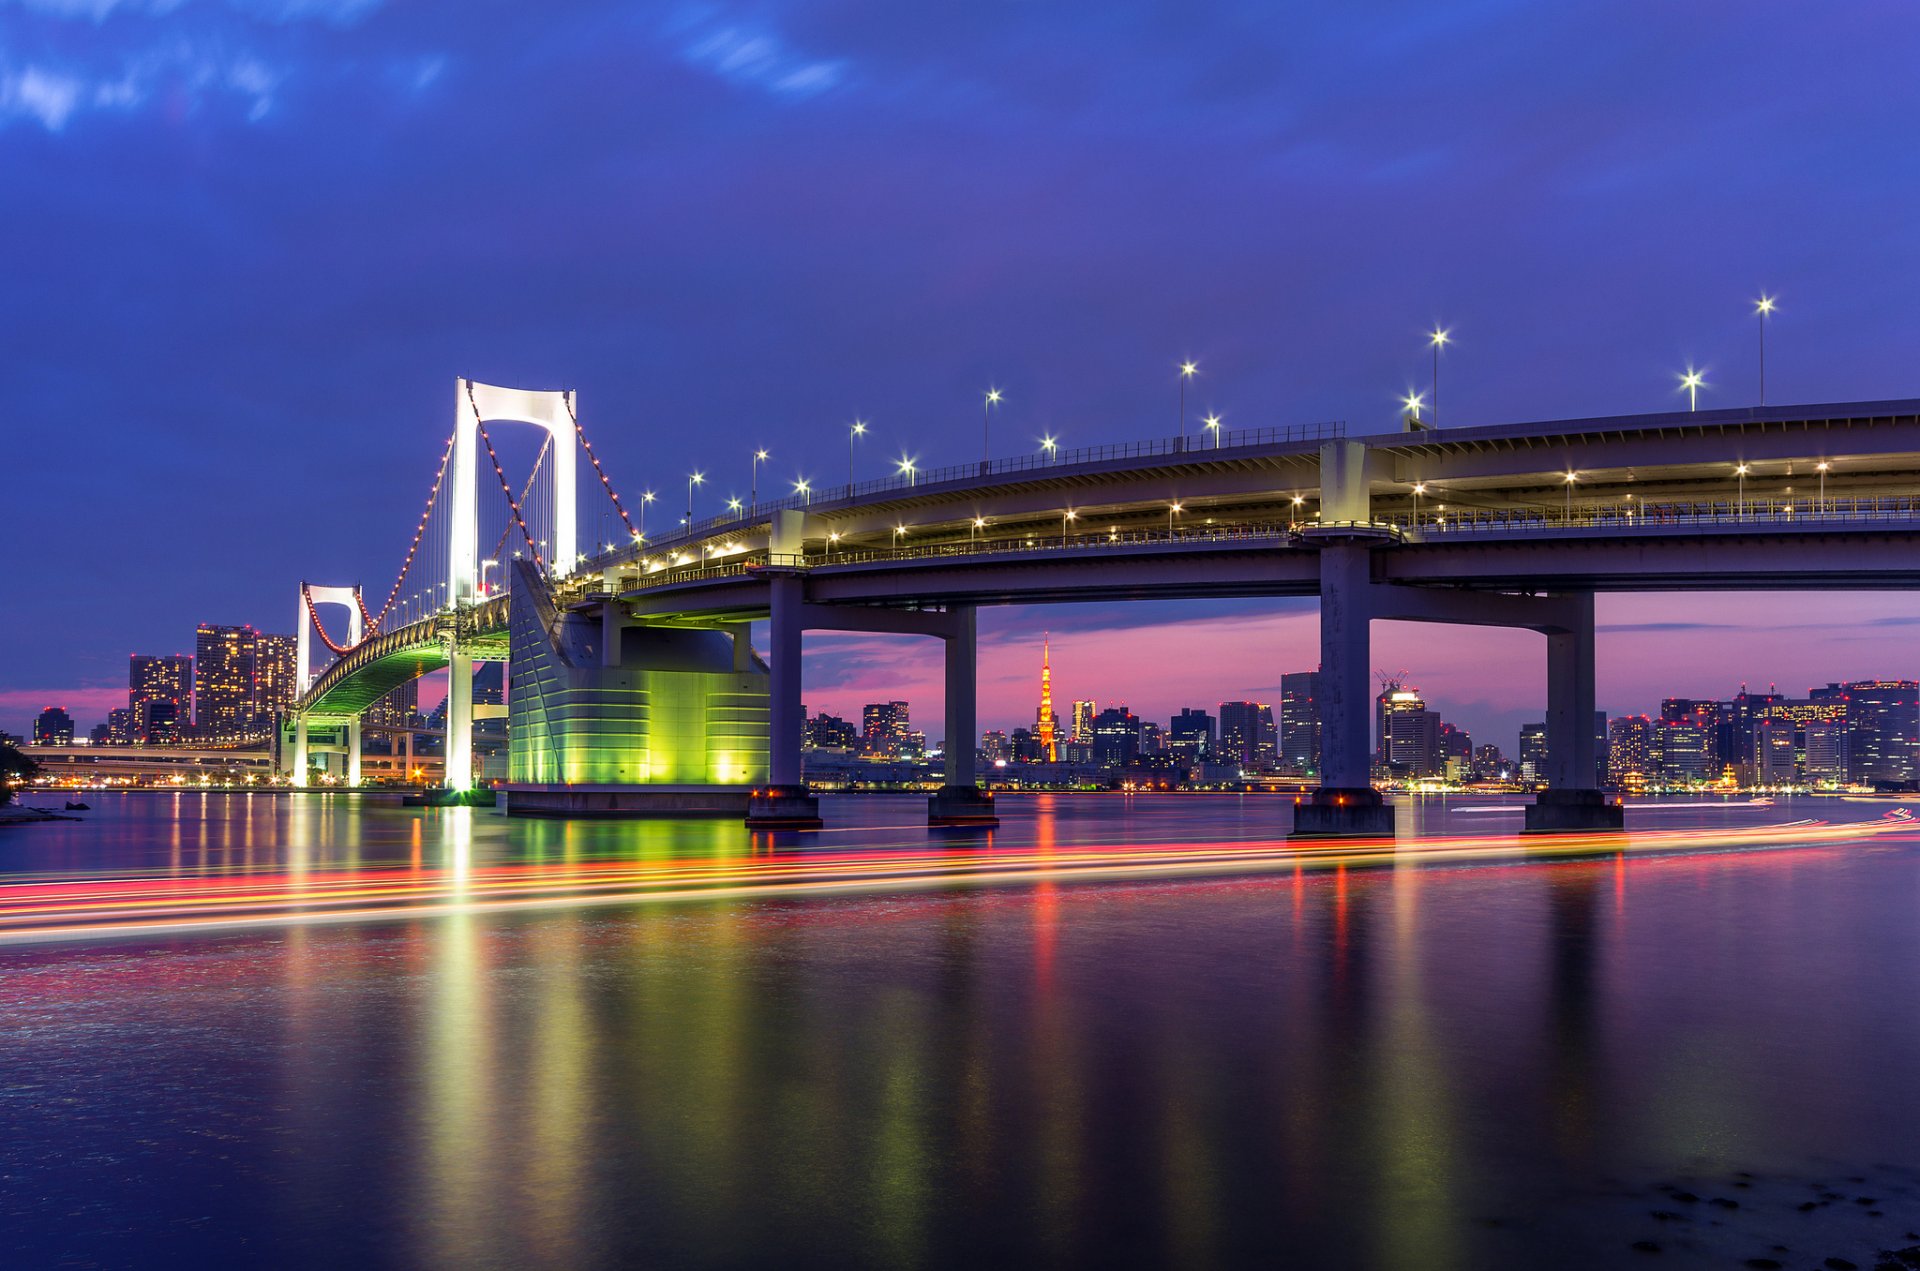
top-left (674, 12), bottom-right (846, 99)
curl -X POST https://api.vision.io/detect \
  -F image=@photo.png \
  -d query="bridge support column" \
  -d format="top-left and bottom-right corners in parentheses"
top-left (1293, 541), bottom-right (1393, 838)
top-left (346, 718), bottom-right (362, 788)
top-left (445, 648), bottom-right (474, 792)
top-left (930, 605), bottom-right (997, 826)
top-left (1527, 592), bottom-right (1622, 834)
top-left (747, 573), bottom-right (822, 828)
top-left (292, 717), bottom-right (310, 789)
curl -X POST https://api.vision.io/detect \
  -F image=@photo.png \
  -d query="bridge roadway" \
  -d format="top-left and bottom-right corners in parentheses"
top-left (299, 397), bottom-right (1920, 833)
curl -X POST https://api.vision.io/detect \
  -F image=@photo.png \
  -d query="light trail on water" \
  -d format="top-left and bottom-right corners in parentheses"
top-left (0, 815), bottom-right (1911, 946)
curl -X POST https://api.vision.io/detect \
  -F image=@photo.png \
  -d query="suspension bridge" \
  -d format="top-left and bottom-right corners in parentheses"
top-left (288, 383), bottom-right (1920, 834)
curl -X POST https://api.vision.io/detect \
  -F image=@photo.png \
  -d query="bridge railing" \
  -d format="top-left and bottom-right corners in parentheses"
top-left (586, 419), bottom-right (1348, 565)
top-left (1398, 495), bottom-right (1920, 537)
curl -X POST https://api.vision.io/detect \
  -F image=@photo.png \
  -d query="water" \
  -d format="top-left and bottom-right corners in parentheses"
top-left (3, 792), bottom-right (1919, 1269)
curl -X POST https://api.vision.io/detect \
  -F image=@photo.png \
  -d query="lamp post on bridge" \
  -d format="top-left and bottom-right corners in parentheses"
top-left (1428, 327), bottom-right (1450, 426)
top-left (897, 457), bottom-right (917, 487)
top-left (1735, 463), bottom-right (1749, 517)
top-left (971, 516), bottom-right (985, 548)
top-left (1203, 413), bottom-right (1222, 449)
top-left (1563, 471), bottom-right (1578, 523)
top-left (1041, 434), bottom-right (1058, 464)
top-left (793, 479), bottom-right (812, 507)
top-left (982, 388), bottom-right (1002, 467)
top-left (1679, 367), bottom-right (1705, 412)
top-left (688, 472), bottom-right (704, 525)
top-left (1168, 501), bottom-right (1182, 539)
top-left (849, 420), bottom-right (866, 495)
top-left (1817, 461), bottom-right (1830, 515)
top-left (1412, 482), bottom-right (1426, 527)
top-left (640, 490), bottom-right (654, 540)
top-left (751, 449), bottom-right (768, 509)
top-left (1179, 360), bottom-right (1196, 448)
top-left (1062, 508), bottom-right (1076, 544)
top-left (1754, 295), bottom-right (1776, 405)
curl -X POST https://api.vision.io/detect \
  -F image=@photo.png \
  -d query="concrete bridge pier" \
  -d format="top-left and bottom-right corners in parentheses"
top-left (292, 716), bottom-right (310, 788)
top-left (444, 648), bottom-right (473, 792)
top-left (747, 573), bottom-right (824, 828)
top-left (346, 718), bottom-right (362, 788)
top-left (929, 605), bottom-right (998, 826)
top-left (1526, 592), bottom-right (1623, 834)
top-left (1292, 540), bottom-right (1394, 838)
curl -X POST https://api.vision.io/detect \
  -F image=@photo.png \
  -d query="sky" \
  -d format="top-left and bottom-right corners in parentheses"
top-left (6, 0), bottom-right (1920, 753)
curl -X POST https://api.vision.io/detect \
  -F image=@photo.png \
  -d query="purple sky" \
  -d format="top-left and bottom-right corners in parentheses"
top-left (6, 0), bottom-right (1920, 753)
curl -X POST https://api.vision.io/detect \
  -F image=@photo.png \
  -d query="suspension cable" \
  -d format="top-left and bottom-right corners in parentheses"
top-left (370, 429), bottom-right (457, 630)
top-left (489, 435), bottom-right (552, 576)
top-left (564, 393), bottom-right (641, 543)
top-left (467, 381), bottom-right (549, 574)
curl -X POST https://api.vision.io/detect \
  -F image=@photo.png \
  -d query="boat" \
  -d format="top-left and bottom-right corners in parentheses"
top-left (64, 801), bottom-right (90, 811)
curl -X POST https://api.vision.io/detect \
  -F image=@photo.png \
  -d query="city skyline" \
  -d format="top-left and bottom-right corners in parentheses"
top-left (9, 3), bottom-right (1920, 743)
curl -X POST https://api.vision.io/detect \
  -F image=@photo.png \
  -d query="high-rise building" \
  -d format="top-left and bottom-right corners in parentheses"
top-left (861, 702), bottom-right (912, 758)
top-left (1657, 719), bottom-right (1714, 784)
top-left (1168, 708), bottom-right (1215, 763)
top-left (1035, 637), bottom-right (1058, 761)
top-left (130, 656), bottom-right (192, 737)
top-left (1376, 683), bottom-right (1440, 776)
top-left (1091, 705), bottom-right (1141, 767)
top-left (106, 706), bottom-right (137, 745)
top-left (1728, 688), bottom-right (1783, 766)
top-left (136, 698), bottom-right (184, 745)
top-left (1802, 719), bottom-right (1850, 786)
top-left (1518, 722), bottom-right (1548, 780)
top-left (1280, 670), bottom-right (1322, 774)
top-left (1218, 701), bottom-right (1276, 768)
top-left (1139, 722), bottom-right (1166, 756)
top-left (1844, 680), bottom-right (1920, 786)
top-left (1608, 715), bottom-right (1654, 786)
top-left (981, 729), bottom-right (1009, 763)
top-left (252, 632), bottom-right (298, 728)
top-left (1753, 716), bottom-right (1796, 784)
top-left (1072, 700), bottom-right (1095, 744)
top-left (804, 712), bottom-right (859, 752)
top-left (33, 706), bottom-right (74, 745)
top-left (194, 625), bottom-right (257, 740)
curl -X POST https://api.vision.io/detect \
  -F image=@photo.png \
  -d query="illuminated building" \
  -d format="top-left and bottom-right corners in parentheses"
top-left (1607, 714), bottom-right (1654, 785)
top-left (1754, 716), bottom-right (1796, 784)
top-left (136, 698), bottom-right (183, 745)
top-left (1843, 680), bottom-right (1919, 786)
top-left (1218, 701), bottom-right (1276, 768)
top-left (252, 632), bottom-right (297, 727)
top-left (1375, 682), bottom-right (1440, 776)
top-left (804, 712), bottom-right (858, 752)
top-left (1518, 722), bottom-right (1548, 781)
top-left (1035, 636), bottom-right (1058, 761)
top-left (980, 729), bottom-right (1009, 763)
top-left (1139, 721), bottom-right (1166, 755)
top-left (1280, 670), bottom-right (1322, 774)
top-left (33, 706), bottom-right (74, 745)
top-left (1802, 719), bottom-right (1850, 785)
top-left (1091, 705), bottom-right (1141, 767)
top-left (194, 625), bottom-right (258, 740)
top-left (1658, 719), bottom-right (1714, 784)
top-left (1168, 708), bottom-right (1215, 763)
top-left (129, 654), bottom-right (192, 740)
top-left (1072, 699), bottom-right (1095, 744)
top-left (862, 702), bottom-right (913, 758)
top-left (106, 707), bottom-right (136, 745)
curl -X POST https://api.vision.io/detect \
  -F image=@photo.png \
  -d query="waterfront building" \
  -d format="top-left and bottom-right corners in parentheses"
top-left (194, 625), bottom-right (257, 740)
top-left (1072, 700), bottom-right (1095, 744)
top-left (1168, 708), bottom-right (1215, 763)
top-left (1754, 716), bottom-right (1797, 784)
top-left (252, 632), bottom-right (297, 727)
top-left (1473, 743), bottom-right (1508, 778)
top-left (861, 702), bottom-right (913, 758)
top-left (129, 654), bottom-right (192, 732)
top-left (1280, 670), bottom-right (1322, 774)
top-left (1843, 680), bottom-right (1920, 786)
top-left (33, 706), bottom-right (75, 745)
top-left (106, 706), bottom-right (136, 745)
top-left (1376, 683), bottom-right (1441, 776)
top-left (804, 712), bottom-right (859, 752)
top-left (1803, 719), bottom-right (1850, 786)
top-left (1658, 719), bottom-right (1714, 784)
top-left (1091, 705), bottom-right (1141, 767)
top-left (980, 729), bottom-right (1009, 763)
top-left (136, 698), bottom-right (184, 745)
top-left (1218, 701), bottom-right (1276, 768)
top-left (1608, 715), bottom-right (1654, 786)
top-left (1139, 722), bottom-right (1166, 755)
top-left (1518, 722), bottom-right (1548, 781)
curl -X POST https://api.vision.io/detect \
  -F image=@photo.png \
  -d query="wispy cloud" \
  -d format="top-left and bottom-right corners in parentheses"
top-left (672, 8), bottom-right (846, 99)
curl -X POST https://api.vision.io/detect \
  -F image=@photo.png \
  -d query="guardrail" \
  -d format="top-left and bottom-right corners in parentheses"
top-left (1399, 496), bottom-right (1920, 536)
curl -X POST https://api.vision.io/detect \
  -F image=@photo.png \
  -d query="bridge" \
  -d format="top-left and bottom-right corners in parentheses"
top-left (288, 382), bottom-right (1920, 833)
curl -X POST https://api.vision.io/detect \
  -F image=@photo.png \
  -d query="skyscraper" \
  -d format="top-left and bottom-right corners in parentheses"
top-left (194, 625), bottom-right (257, 741)
top-left (862, 702), bottom-right (912, 758)
top-left (1518, 722), bottom-right (1548, 780)
top-left (129, 653), bottom-right (192, 744)
top-left (1072, 700), bottom-right (1095, 744)
top-left (1754, 716), bottom-right (1796, 784)
top-left (1377, 685), bottom-right (1440, 776)
top-left (1279, 670), bottom-right (1322, 774)
top-left (33, 706), bottom-right (74, 745)
top-left (252, 632), bottom-right (298, 728)
top-left (1091, 705), bottom-right (1141, 767)
top-left (1844, 680), bottom-right (1920, 786)
top-left (1035, 636), bottom-right (1058, 761)
top-left (1607, 714), bottom-right (1654, 785)
top-left (1217, 701), bottom-right (1275, 767)
top-left (1168, 708), bottom-right (1215, 763)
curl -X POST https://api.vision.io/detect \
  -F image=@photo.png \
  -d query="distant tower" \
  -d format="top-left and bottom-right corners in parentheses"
top-left (1036, 635), bottom-right (1058, 762)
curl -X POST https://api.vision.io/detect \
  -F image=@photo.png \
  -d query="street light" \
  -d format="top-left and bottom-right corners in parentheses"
top-left (1754, 295), bottom-right (1776, 405)
top-left (751, 448), bottom-right (768, 508)
top-left (1679, 367), bottom-right (1705, 412)
top-left (728, 497), bottom-right (743, 515)
top-left (1203, 413), bottom-right (1221, 448)
top-left (982, 388), bottom-right (1002, 465)
top-left (897, 456), bottom-right (917, 487)
top-left (1179, 360), bottom-right (1197, 446)
top-left (1412, 482), bottom-right (1427, 525)
top-left (1040, 435), bottom-right (1057, 463)
top-left (1563, 470), bottom-right (1578, 522)
top-left (641, 490), bottom-right (655, 538)
top-left (1816, 460), bottom-right (1830, 514)
top-left (971, 516), bottom-right (986, 547)
top-left (1734, 463), bottom-right (1749, 516)
top-left (687, 471), bottom-right (704, 524)
top-left (1402, 391), bottom-right (1425, 424)
top-left (1062, 508), bottom-right (1077, 544)
top-left (1168, 501), bottom-right (1183, 538)
top-left (1428, 327), bottom-right (1450, 426)
top-left (793, 478), bottom-right (812, 506)
top-left (892, 523), bottom-right (907, 549)
top-left (849, 420), bottom-right (866, 493)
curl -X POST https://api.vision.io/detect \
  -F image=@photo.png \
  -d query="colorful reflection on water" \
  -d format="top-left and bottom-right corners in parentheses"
top-left (1, 792), bottom-right (1918, 1269)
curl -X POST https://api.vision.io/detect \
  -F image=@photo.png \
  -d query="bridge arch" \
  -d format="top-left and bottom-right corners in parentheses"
top-left (451, 379), bottom-right (579, 604)
top-left (297, 583), bottom-right (366, 692)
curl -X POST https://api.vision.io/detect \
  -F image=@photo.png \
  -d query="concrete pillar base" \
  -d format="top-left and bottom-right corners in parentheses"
top-left (1523, 788), bottom-right (1624, 835)
top-left (928, 784), bottom-right (999, 827)
top-left (1290, 787), bottom-right (1395, 839)
top-left (746, 785), bottom-right (823, 829)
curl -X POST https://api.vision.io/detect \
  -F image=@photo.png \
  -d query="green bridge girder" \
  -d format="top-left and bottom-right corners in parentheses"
top-left (296, 595), bottom-right (512, 720)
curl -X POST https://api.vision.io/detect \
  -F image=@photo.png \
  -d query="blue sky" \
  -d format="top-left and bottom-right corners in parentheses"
top-left (6, 0), bottom-right (1920, 749)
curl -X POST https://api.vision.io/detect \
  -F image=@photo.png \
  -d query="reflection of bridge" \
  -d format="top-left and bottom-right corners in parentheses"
top-left (290, 385), bottom-right (1920, 833)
